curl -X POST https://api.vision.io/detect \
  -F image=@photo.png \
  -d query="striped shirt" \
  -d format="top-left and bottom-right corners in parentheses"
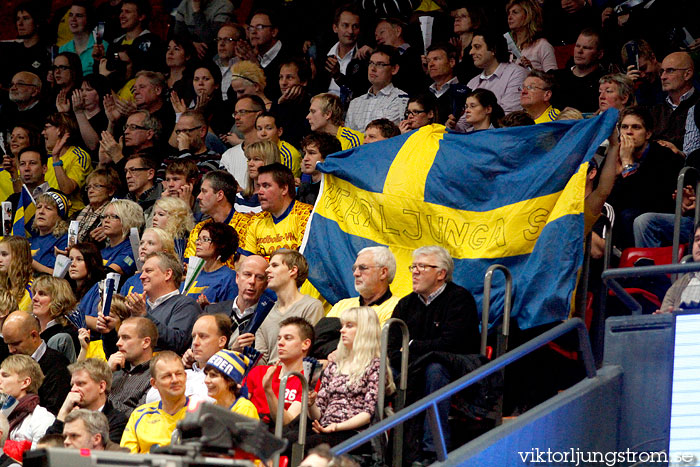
top-left (336, 126), bottom-right (364, 150)
top-left (109, 361), bottom-right (152, 414)
top-left (278, 140), bottom-right (302, 177)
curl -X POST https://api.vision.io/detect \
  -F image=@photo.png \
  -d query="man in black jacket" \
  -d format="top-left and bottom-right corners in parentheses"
top-left (388, 246), bottom-right (479, 464)
top-left (2, 312), bottom-right (71, 416)
top-left (46, 359), bottom-right (128, 443)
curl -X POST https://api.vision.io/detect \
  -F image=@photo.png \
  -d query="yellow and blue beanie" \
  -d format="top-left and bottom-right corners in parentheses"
top-left (206, 349), bottom-right (251, 384)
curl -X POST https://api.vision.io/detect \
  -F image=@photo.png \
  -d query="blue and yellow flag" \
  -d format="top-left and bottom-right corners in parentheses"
top-left (12, 185), bottom-right (36, 237)
top-left (301, 110), bottom-right (619, 329)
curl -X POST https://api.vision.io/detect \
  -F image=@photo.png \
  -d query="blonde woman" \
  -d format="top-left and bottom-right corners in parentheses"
top-left (120, 227), bottom-right (175, 296)
top-left (0, 236), bottom-right (34, 311)
top-left (505, 0), bottom-right (557, 72)
top-left (230, 61), bottom-right (271, 109)
top-left (0, 354), bottom-right (55, 448)
top-left (150, 197), bottom-right (194, 260)
top-left (32, 276), bottom-right (80, 363)
top-left (100, 199), bottom-right (144, 277)
top-left (235, 140), bottom-right (280, 214)
top-left (30, 191), bottom-right (70, 275)
top-left (307, 307), bottom-right (393, 448)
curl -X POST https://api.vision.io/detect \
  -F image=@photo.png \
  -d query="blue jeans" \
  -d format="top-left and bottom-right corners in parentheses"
top-left (422, 362), bottom-right (451, 453)
top-left (633, 213), bottom-right (694, 248)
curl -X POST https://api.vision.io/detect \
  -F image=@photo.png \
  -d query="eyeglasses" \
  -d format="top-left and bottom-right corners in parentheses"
top-left (216, 37), bottom-right (239, 43)
top-left (660, 67), bottom-right (689, 75)
top-left (351, 264), bottom-right (380, 273)
top-left (86, 184), bottom-right (107, 190)
top-left (368, 61), bottom-right (392, 68)
top-left (408, 264), bottom-right (439, 272)
top-left (405, 109), bottom-right (426, 118)
top-left (52, 65), bottom-right (71, 71)
top-left (100, 213), bottom-right (120, 221)
top-left (196, 236), bottom-right (213, 244)
top-left (10, 81), bottom-right (38, 88)
top-left (233, 109), bottom-right (258, 117)
top-left (247, 24), bottom-right (272, 33)
top-left (125, 167), bottom-right (150, 175)
top-left (124, 123), bottom-right (149, 132)
top-left (174, 126), bottom-right (202, 135)
top-left (518, 84), bottom-right (547, 92)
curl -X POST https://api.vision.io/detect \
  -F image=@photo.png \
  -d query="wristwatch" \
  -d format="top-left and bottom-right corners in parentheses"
top-left (621, 162), bottom-right (639, 178)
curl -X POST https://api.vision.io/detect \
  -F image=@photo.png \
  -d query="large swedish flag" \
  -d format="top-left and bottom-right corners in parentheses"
top-left (12, 185), bottom-right (36, 237)
top-left (301, 110), bottom-right (619, 329)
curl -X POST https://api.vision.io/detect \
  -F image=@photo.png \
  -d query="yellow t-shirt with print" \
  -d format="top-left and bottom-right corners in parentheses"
top-left (241, 200), bottom-right (312, 258)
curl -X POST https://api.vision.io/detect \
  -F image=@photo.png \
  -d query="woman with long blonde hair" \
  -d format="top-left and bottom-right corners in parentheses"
top-left (0, 236), bottom-right (34, 311)
top-left (505, 0), bottom-right (557, 72)
top-left (150, 197), bottom-right (193, 260)
top-left (307, 306), bottom-right (393, 448)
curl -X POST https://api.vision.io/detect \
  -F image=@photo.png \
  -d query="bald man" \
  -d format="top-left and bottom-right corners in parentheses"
top-left (2, 311), bottom-right (71, 415)
top-left (650, 51), bottom-right (698, 148)
top-left (0, 71), bottom-right (47, 134)
top-left (205, 255), bottom-right (274, 348)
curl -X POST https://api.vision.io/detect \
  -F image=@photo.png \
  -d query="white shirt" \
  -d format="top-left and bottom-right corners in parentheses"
top-left (327, 42), bottom-right (358, 96)
top-left (220, 144), bottom-right (248, 191)
top-left (146, 362), bottom-right (214, 404)
top-left (429, 76), bottom-right (458, 99)
top-left (147, 289), bottom-right (180, 309)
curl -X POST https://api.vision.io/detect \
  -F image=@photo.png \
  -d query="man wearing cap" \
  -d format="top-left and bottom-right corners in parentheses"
top-left (120, 351), bottom-right (189, 453)
top-left (203, 348), bottom-right (259, 418)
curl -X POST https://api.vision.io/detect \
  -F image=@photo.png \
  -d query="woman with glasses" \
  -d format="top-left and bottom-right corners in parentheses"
top-left (184, 222), bottom-right (238, 307)
top-left (99, 199), bottom-right (144, 277)
top-left (399, 94), bottom-right (438, 134)
top-left (30, 191), bottom-right (70, 275)
top-left (74, 167), bottom-right (121, 246)
top-left (0, 236), bottom-right (34, 312)
top-left (450, 2), bottom-right (487, 81)
top-left (306, 306), bottom-right (394, 449)
top-left (505, 0), bottom-right (557, 72)
top-left (120, 227), bottom-right (175, 296)
top-left (448, 88), bottom-right (505, 132)
top-left (150, 196), bottom-right (193, 260)
top-left (51, 52), bottom-right (83, 113)
top-left (31, 275), bottom-right (80, 363)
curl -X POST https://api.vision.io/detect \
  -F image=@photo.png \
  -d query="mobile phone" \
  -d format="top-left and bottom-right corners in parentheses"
top-left (94, 21), bottom-right (105, 43)
top-left (624, 41), bottom-right (639, 70)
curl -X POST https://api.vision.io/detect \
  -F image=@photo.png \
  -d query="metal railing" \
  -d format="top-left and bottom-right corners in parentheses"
top-left (331, 318), bottom-right (596, 462)
top-left (480, 265), bottom-right (513, 359)
top-left (602, 261), bottom-right (700, 315)
top-left (377, 318), bottom-right (409, 466)
top-left (672, 167), bottom-right (700, 267)
top-left (274, 371), bottom-right (309, 467)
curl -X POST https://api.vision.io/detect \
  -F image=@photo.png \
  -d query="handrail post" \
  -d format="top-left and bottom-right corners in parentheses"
top-left (595, 217), bottom-right (613, 366)
top-left (378, 318), bottom-right (409, 467)
top-left (673, 167), bottom-right (700, 273)
top-left (274, 371), bottom-right (309, 467)
top-left (481, 265), bottom-right (513, 357)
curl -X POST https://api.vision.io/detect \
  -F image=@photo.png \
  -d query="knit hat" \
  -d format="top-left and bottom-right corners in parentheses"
top-left (206, 349), bottom-right (251, 384)
top-left (44, 190), bottom-right (70, 219)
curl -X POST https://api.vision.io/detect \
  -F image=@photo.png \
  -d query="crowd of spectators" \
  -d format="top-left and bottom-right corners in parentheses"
top-left (0, 0), bottom-right (698, 465)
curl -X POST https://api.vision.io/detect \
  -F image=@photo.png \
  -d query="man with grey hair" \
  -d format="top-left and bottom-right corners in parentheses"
top-left (126, 252), bottom-right (201, 354)
top-left (388, 245), bottom-right (479, 465)
top-left (63, 409), bottom-right (110, 450)
top-left (311, 246), bottom-right (401, 358)
top-left (0, 71), bottom-right (46, 134)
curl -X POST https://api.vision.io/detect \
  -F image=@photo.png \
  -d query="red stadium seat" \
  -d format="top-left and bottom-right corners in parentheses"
top-left (618, 244), bottom-right (687, 269)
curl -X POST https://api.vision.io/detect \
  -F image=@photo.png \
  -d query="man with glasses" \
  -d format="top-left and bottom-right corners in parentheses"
top-left (520, 70), bottom-right (560, 123)
top-left (345, 46), bottom-right (408, 132)
top-left (0, 72), bottom-right (46, 134)
top-left (311, 246), bottom-right (400, 359)
top-left (650, 51), bottom-right (698, 150)
top-left (388, 245), bottom-right (479, 465)
top-left (165, 110), bottom-right (220, 175)
top-left (220, 95), bottom-right (265, 189)
top-left (125, 154), bottom-right (161, 217)
top-left (236, 10), bottom-right (289, 101)
top-left (213, 23), bottom-right (244, 100)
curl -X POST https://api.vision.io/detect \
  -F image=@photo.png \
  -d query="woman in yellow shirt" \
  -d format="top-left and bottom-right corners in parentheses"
top-left (0, 236), bottom-right (33, 312)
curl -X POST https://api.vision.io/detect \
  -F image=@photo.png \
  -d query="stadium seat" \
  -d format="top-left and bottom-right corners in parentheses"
top-left (617, 244), bottom-right (687, 269)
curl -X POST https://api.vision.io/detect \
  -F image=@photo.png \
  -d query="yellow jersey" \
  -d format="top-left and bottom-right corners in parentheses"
top-left (534, 106), bottom-right (561, 124)
top-left (184, 209), bottom-right (251, 269)
top-left (278, 140), bottom-right (302, 178)
top-left (241, 200), bottom-right (312, 258)
top-left (120, 398), bottom-right (189, 453)
top-left (336, 126), bottom-right (364, 150)
top-left (46, 146), bottom-right (93, 215)
top-left (326, 294), bottom-right (401, 326)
